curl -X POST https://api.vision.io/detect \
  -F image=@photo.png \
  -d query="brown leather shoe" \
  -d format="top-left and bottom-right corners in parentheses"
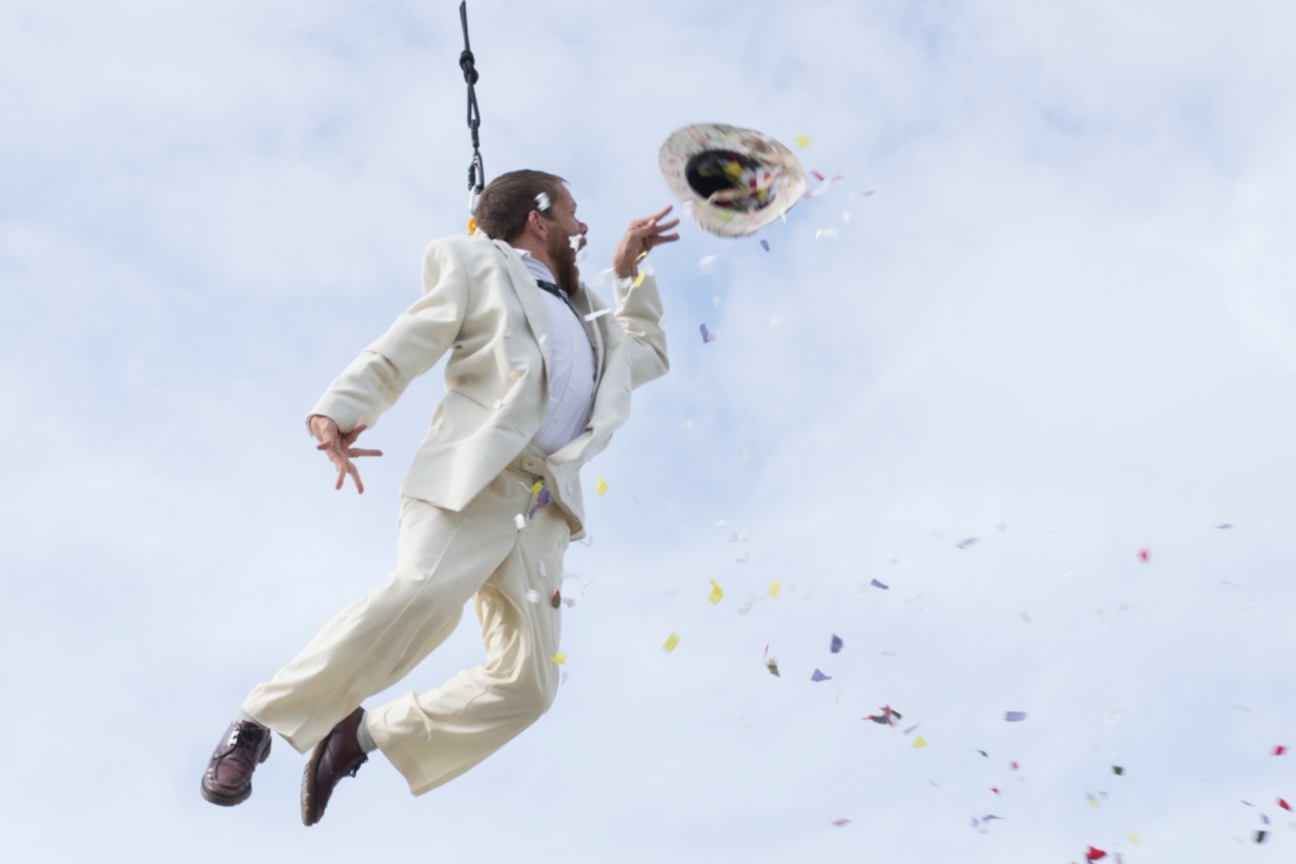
top-left (201, 720), bottom-right (273, 806)
top-left (301, 707), bottom-right (368, 826)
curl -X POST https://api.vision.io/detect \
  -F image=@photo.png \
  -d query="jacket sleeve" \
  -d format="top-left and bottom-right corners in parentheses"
top-left (613, 271), bottom-right (670, 390)
top-left (306, 239), bottom-right (470, 434)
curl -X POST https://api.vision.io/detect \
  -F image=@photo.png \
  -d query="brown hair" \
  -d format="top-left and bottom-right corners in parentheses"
top-left (473, 169), bottom-right (567, 242)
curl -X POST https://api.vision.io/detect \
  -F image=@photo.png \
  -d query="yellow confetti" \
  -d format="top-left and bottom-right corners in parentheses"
top-left (632, 271), bottom-right (646, 289)
top-left (722, 160), bottom-right (743, 177)
top-left (708, 579), bottom-right (724, 605)
top-left (769, 580), bottom-right (782, 598)
top-left (794, 135), bottom-right (812, 148)
top-left (467, 216), bottom-right (477, 234)
top-left (663, 632), bottom-right (680, 652)
top-left (595, 477), bottom-right (608, 496)
top-left (529, 481), bottom-right (544, 495)
top-left (1086, 794), bottom-right (1099, 808)
top-left (1126, 832), bottom-right (1139, 846)
top-left (550, 652), bottom-right (566, 664)
top-left (636, 250), bottom-right (649, 261)
top-left (912, 735), bottom-right (928, 749)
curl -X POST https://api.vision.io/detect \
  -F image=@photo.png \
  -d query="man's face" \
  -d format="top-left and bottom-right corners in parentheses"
top-left (543, 186), bottom-right (588, 293)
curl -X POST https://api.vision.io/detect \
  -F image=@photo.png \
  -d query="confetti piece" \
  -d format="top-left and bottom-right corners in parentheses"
top-left (1086, 793), bottom-right (1099, 808)
top-left (1138, 548), bottom-right (1150, 562)
top-left (990, 787), bottom-right (1000, 795)
top-left (525, 589), bottom-right (540, 604)
top-left (712, 295), bottom-right (721, 307)
top-left (1275, 745), bottom-right (1287, 755)
top-left (708, 579), bottom-right (724, 605)
top-left (1255, 831), bottom-right (1268, 843)
top-left (1113, 765), bottom-right (1124, 775)
top-left (811, 669), bottom-right (831, 682)
top-left (1004, 711), bottom-right (1027, 722)
top-left (466, 216), bottom-right (477, 234)
top-left (529, 481), bottom-right (544, 494)
top-left (760, 239), bottom-right (770, 251)
top-left (698, 255), bottom-right (718, 273)
top-left (584, 308), bottom-right (612, 322)
top-left (1086, 847), bottom-right (1107, 862)
top-left (769, 580), bottom-right (781, 598)
top-left (794, 135), bottom-right (812, 148)
top-left (765, 658), bottom-right (780, 677)
top-left (903, 723), bottom-right (922, 735)
top-left (700, 323), bottom-right (716, 343)
top-left (912, 735), bottom-right (928, 749)
top-left (830, 634), bottom-right (843, 653)
top-left (663, 632), bottom-right (680, 653)
top-left (550, 652), bottom-right (566, 664)
top-left (976, 750), bottom-right (989, 758)
top-left (956, 537), bottom-right (979, 549)
top-left (1217, 523), bottom-right (1234, 529)
top-left (1125, 831), bottom-right (1139, 845)
top-left (865, 705), bottom-right (901, 725)
top-left (996, 522), bottom-right (1008, 532)
top-left (632, 271), bottom-right (646, 289)
top-left (870, 578), bottom-right (889, 590)
top-left (1020, 610), bottom-right (1033, 623)
top-left (550, 590), bottom-right (561, 609)
top-left (831, 818), bottom-right (851, 827)
top-left (596, 477), bottom-right (608, 497)
top-left (1009, 761), bottom-right (1020, 771)
top-left (514, 514), bottom-right (526, 529)
top-left (535, 192), bottom-right (551, 211)
top-left (1280, 798), bottom-right (1291, 811)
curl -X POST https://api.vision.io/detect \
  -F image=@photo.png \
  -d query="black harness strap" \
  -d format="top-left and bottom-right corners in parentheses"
top-left (459, 2), bottom-right (484, 206)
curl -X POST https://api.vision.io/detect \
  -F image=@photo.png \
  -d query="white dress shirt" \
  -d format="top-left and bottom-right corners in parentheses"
top-left (514, 249), bottom-right (597, 458)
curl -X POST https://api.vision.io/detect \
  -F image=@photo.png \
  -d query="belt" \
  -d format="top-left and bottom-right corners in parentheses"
top-left (508, 453), bottom-right (548, 483)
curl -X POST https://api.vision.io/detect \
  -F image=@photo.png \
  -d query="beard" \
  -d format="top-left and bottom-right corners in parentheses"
top-left (545, 230), bottom-right (581, 296)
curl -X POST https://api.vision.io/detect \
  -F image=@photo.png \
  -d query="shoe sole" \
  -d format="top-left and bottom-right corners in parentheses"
top-left (301, 736), bottom-right (328, 826)
top-left (200, 736), bottom-right (272, 807)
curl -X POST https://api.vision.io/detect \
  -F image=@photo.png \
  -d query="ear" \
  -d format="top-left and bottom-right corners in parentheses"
top-left (525, 208), bottom-right (548, 240)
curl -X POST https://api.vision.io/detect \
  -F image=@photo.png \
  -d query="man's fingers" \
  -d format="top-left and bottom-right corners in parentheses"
top-left (334, 463), bottom-right (346, 491)
top-left (346, 448), bottom-right (383, 458)
top-left (347, 462), bottom-right (365, 494)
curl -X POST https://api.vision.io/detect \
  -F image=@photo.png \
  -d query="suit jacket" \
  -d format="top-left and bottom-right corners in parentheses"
top-left (308, 232), bottom-right (669, 539)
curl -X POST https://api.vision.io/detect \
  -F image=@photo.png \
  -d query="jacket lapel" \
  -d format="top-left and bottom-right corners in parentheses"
top-left (492, 240), bottom-right (552, 369)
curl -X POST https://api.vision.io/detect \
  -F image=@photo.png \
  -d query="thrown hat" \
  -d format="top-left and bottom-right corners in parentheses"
top-left (658, 123), bottom-right (807, 237)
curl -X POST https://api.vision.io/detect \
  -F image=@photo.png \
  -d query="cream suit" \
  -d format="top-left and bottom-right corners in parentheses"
top-left (242, 232), bottom-right (668, 795)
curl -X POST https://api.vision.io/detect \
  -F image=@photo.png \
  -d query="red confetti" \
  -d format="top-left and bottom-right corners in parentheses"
top-left (1086, 846), bottom-right (1107, 862)
top-left (1280, 798), bottom-right (1292, 811)
top-left (1138, 549), bottom-right (1150, 562)
top-left (1009, 761), bottom-right (1019, 771)
top-left (831, 818), bottom-right (852, 827)
top-left (1275, 745), bottom-right (1288, 756)
top-left (990, 787), bottom-right (1000, 795)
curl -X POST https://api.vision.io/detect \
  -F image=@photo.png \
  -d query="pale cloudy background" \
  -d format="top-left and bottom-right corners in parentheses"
top-left (2, 1), bottom-right (1294, 862)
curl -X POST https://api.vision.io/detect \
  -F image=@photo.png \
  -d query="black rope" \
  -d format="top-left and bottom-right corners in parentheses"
top-left (459, 1), bottom-right (484, 200)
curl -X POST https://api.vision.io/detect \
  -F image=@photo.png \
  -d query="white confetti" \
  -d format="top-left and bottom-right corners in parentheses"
top-left (525, 589), bottom-right (541, 604)
top-left (584, 308), bottom-right (612, 322)
top-left (562, 598), bottom-right (576, 608)
top-left (842, 211), bottom-right (851, 224)
top-left (698, 255), bottom-right (718, 273)
top-left (996, 522), bottom-right (1008, 532)
top-left (538, 561), bottom-right (547, 577)
top-left (735, 553), bottom-right (750, 564)
top-left (712, 295), bottom-right (721, 307)
top-left (814, 228), bottom-right (838, 240)
top-left (514, 514), bottom-right (526, 529)
top-left (535, 191), bottom-right (551, 211)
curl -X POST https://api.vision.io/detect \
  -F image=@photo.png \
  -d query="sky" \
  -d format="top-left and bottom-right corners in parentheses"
top-left (3, 0), bottom-right (1296, 861)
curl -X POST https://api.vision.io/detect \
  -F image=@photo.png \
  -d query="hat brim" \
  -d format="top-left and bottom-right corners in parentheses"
top-left (658, 124), bottom-right (807, 238)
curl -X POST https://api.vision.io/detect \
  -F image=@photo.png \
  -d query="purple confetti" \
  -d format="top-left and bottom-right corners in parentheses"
top-left (956, 537), bottom-right (979, 549)
top-left (830, 634), bottom-right (843, 653)
top-left (536, 486), bottom-right (552, 508)
top-left (760, 239), bottom-right (770, 251)
top-left (700, 323), bottom-right (714, 344)
top-left (903, 722), bottom-right (922, 735)
top-left (1004, 711), bottom-right (1027, 722)
top-left (811, 669), bottom-right (832, 682)
top-left (870, 578), bottom-right (889, 590)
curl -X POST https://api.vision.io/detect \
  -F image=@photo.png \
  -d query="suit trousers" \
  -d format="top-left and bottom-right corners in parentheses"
top-left (241, 464), bottom-right (568, 796)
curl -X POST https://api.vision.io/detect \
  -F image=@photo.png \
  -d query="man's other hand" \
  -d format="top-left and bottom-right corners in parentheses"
top-left (612, 205), bottom-right (681, 278)
top-left (309, 415), bottom-right (383, 494)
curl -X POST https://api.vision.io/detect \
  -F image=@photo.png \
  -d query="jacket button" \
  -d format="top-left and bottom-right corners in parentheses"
top-left (503, 327), bottom-right (512, 337)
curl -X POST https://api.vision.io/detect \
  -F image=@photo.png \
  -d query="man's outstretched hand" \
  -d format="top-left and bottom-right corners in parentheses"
top-left (309, 415), bottom-right (383, 494)
top-left (612, 205), bottom-right (681, 278)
